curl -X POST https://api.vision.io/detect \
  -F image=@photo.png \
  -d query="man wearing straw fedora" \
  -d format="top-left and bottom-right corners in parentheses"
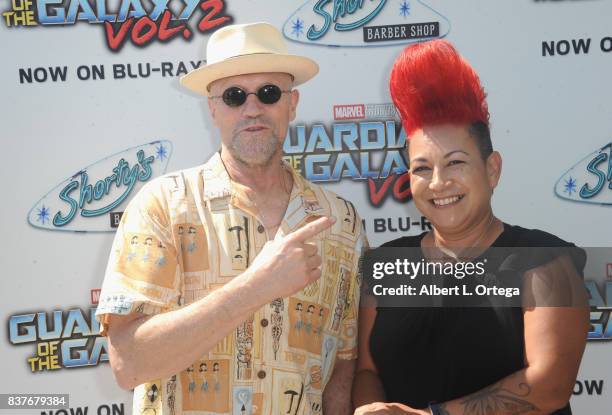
top-left (96, 22), bottom-right (366, 415)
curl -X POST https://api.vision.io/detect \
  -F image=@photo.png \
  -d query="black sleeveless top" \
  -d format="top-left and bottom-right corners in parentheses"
top-left (369, 223), bottom-right (585, 414)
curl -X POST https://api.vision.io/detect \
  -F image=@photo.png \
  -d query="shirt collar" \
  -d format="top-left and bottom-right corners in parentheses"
top-left (200, 151), bottom-right (330, 223)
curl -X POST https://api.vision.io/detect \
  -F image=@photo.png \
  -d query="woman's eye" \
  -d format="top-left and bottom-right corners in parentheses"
top-left (448, 160), bottom-right (465, 166)
top-left (412, 166), bottom-right (430, 173)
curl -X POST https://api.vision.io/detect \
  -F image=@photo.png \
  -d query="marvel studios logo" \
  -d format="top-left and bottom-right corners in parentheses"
top-left (333, 103), bottom-right (398, 120)
top-left (91, 289), bottom-right (101, 305)
top-left (363, 22), bottom-right (439, 43)
top-left (333, 104), bottom-right (365, 120)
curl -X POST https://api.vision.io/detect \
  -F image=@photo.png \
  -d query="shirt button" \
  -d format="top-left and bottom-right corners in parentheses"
top-left (260, 318), bottom-right (269, 327)
top-left (257, 370), bottom-right (266, 379)
top-left (257, 224), bottom-right (265, 233)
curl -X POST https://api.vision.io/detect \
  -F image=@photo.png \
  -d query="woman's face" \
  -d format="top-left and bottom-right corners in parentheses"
top-left (408, 124), bottom-right (501, 235)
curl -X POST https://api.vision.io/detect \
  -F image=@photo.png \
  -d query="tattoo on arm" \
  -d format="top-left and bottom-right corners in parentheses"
top-left (458, 382), bottom-right (539, 415)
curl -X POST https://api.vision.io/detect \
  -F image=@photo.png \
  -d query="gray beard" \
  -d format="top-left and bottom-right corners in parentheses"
top-left (228, 131), bottom-right (281, 167)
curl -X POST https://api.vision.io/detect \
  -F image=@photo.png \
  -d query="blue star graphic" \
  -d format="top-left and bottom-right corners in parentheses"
top-left (399, 0), bottom-right (410, 17)
top-left (36, 205), bottom-right (50, 224)
top-left (564, 176), bottom-right (577, 196)
top-left (156, 144), bottom-right (168, 161)
top-left (291, 18), bottom-right (304, 38)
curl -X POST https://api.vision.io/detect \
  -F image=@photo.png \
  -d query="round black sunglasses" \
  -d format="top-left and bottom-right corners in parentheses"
top-left (211, 84), bottom-right (291, 107)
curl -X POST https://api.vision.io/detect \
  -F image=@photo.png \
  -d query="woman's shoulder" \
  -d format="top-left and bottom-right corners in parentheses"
top-left (380, 231), bottom-right (428, 248)
top-left (378, 224), bottom-right (578, 248)
top-left (498, 223), bottom-right (577, 248)
top-left (499, 223), bottom-right (586, 274)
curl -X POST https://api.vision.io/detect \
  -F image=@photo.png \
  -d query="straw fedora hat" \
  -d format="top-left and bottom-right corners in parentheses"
top-left (180, 22), bottom-right (319, 96)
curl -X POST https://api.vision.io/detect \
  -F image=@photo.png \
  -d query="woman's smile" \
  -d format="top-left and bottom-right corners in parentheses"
top-left (430, 194), bottom-right (465, 208)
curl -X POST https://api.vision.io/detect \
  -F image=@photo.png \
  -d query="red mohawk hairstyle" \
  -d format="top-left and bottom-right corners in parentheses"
top-left (389, 40), bottom-right (489, 136)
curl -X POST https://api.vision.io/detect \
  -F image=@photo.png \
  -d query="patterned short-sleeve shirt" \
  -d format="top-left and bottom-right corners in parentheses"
top-left (95, 152), bottom-right (366, 415)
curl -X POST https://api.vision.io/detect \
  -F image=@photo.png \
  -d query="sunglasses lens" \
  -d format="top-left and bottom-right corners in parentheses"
top-left (222, 87), bottom-right (246, 107)
top-left (258, 85), bottom-right (282, 104)
top-left (220, 85), bottom-right (284, 107)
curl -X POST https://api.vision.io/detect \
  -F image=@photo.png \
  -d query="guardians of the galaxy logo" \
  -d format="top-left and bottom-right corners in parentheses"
top-left (586, 281), bottom-right (612, 340)
top-left (282, 119), bottom-right (411, 207)
top-left (1, 0), bottom-right (232, 52)
top-left (8, 308), bottom-right (109, 371)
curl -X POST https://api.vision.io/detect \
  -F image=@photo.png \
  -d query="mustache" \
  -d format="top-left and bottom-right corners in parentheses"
top-left (233, 117), bottom-right (273, 133)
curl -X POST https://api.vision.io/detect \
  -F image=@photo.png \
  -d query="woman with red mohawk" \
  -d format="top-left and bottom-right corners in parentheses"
top-left (352, 40), bottom-right (588, 415)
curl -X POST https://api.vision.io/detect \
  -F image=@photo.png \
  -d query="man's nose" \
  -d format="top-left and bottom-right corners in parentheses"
top-left (241, 93), bottom-right (265, 117)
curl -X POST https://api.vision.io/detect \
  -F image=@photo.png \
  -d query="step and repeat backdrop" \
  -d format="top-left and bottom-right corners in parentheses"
top-left (1, 0), bottom-right (611, 413)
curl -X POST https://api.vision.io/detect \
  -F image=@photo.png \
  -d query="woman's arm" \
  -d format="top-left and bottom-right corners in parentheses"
top-left (352, 296), bottom-right (387, 408)
top-left (430, 256), bottom-right (590, 414)
top-left (432, 303), bottom-right (588, 415)
top-left (355, 305), bottom-right (588, 415)
top-left (354, 255), bottom-right (589, 415)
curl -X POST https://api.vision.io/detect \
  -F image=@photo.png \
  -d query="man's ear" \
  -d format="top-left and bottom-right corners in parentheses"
top-left (207, 97), bottom-right (218, 128)
top-left (207, 97), bottom-right (214, 116)
top-left (289, 89), bottom-right (299, 122)
top-left (486, 150), bottom-right (503, 191)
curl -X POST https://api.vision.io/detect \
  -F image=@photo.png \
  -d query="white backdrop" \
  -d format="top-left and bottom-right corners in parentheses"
top-left (1, 0), bottom-right (611, 413)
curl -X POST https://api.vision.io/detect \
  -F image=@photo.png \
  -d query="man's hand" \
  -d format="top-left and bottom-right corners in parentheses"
top-left (354, 402), bottom-right (430, 415)
top-left (248, 216), bottom-right (335, 299)
top-left (105, 216), bottom-right (337, 389)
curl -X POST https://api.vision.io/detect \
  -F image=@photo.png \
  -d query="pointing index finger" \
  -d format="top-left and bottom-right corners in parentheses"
top-left (287, 216), bottom-right (336, 243)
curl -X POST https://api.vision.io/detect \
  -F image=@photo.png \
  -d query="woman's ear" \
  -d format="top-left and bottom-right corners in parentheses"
top-left (486, 151), bottom-right (502, 191)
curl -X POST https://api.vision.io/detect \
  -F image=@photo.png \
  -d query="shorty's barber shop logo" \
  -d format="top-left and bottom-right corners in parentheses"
top-left (282, 0), bottom-right (449, 47)
top-left (554, 142), bottom-right (612, 205)
top-left (28, 140), bottom-right (172, 232)
top-left (1, 0), bottom-right (232, 52)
